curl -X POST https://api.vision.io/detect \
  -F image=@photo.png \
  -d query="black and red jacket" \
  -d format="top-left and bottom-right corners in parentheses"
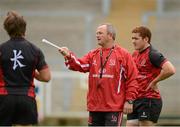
top-left (0, 37), bottom-right (48, 98)
top-left (132, 45), bottom-right (167, 99)
top-left (65, 44), bottom-right (139, 111)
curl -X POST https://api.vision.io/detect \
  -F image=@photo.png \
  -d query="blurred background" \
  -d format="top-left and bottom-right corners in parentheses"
top-left (0, 0), bottom-right (179, 126)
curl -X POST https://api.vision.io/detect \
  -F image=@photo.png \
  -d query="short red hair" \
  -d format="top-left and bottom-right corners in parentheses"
top-left (132, 26), bottom-right (151, 43)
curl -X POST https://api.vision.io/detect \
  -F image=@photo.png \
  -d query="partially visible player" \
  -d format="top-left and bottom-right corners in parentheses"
top-left (0, 11), bottom-right (51, 126)
top-left (126, 26), bottom-right (175, 126)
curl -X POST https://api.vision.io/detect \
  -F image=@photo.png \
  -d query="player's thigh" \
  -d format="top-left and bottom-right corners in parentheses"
top-left (126, 119), bottom-right (139, 126)
top-left (13, 96), bottom-right (38, 125)
top-left (139, 120), bottom-right (155, 126)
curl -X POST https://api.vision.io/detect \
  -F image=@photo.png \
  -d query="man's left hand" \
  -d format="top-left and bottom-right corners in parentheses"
top-left (123, 101), bottom-right (133, 114)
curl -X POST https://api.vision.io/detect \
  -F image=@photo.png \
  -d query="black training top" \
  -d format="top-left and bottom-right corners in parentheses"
top-left (0, 37), bottom-right (48, 97)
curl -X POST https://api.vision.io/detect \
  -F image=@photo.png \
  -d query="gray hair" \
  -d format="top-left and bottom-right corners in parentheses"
top-left (99, 23), bottom-right (116, 40)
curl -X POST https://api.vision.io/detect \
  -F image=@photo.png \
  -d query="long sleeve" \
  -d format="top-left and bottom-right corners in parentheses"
top-left (64, 52), bottom-right (91, 73)
top-left (125, 52), bottom-right (139, 100)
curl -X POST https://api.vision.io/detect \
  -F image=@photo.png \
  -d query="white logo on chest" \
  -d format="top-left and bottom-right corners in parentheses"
top-left (140, 59), bottom-right (146, 67)
top-left (109, 59), bottom-right (115, 66)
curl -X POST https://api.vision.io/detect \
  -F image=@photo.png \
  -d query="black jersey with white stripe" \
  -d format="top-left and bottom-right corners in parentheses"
top-left (0, 37), bottom-right (48, 97)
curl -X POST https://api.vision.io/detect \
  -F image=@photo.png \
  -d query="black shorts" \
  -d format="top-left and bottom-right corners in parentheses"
top-left (88, 111), bottom-right (123, 126)
top-left (0, 95), bottom-right (38, 126)
top-left (127, 98), bottom-right (162, 123)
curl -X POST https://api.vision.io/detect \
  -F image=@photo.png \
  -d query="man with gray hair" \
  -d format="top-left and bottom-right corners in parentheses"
top-left (58, 23), bottom-right (139, 126)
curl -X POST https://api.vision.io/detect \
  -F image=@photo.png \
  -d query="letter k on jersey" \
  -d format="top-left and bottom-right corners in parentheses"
top-left (10, 50), bottom-right (26, 70)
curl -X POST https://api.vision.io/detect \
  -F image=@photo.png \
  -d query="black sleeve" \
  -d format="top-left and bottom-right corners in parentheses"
top-left (149, 48), bottom-right (166, 68)
top-left (36, 49), bottom-right (48, 71)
